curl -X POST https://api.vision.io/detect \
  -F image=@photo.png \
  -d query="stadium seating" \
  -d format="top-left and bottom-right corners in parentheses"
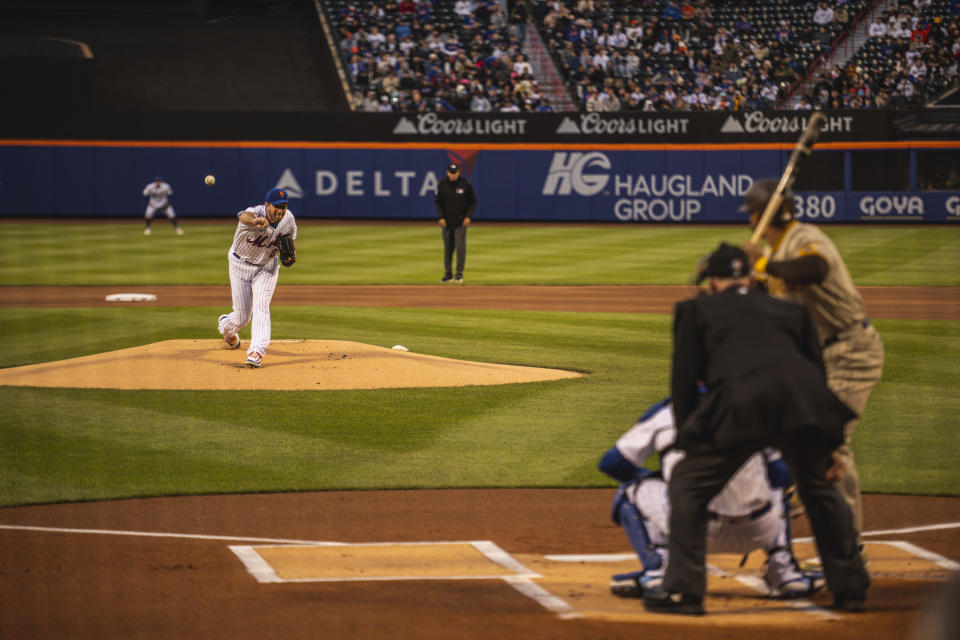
top-left (815, 0), bottom-right (960, 108)
top-left (325, 0), bottom-right (555, 112)
top-left (322, 0), bottom-right (958, 112)
top-left (537, 0), bottom-right (869, 111)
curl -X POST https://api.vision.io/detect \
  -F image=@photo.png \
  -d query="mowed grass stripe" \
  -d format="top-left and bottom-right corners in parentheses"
top-left (4, 222), bottom-right (957, 286)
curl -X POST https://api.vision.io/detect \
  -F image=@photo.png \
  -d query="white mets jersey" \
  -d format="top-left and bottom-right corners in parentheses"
top-left (143, 182), bottom-right (173, 207)
top-left (229, 205), bottom-right (297, 266)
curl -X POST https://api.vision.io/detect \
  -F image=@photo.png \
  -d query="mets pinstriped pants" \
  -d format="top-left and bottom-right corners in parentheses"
top-left (221, 253), bottom-right (279, 357)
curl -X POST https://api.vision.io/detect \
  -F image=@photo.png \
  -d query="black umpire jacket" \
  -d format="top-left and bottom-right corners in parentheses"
top-left (671, 285), bottom-right (855, 450)
top-left (434, 176), bottom-right (478, 227)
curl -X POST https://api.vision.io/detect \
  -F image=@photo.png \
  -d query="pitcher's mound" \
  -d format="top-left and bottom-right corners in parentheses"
top-left (0, 340), bottom-right (583, 390)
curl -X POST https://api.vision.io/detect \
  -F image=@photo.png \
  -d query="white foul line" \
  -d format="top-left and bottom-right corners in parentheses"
top-left (547, 521), bottom-right (960, 562)
top-left (795, 521), bottom-right (960, 542)
top-left (5, 521), bottom-right (956, 548)
top-left (0, 523), bottom-right (344, 546)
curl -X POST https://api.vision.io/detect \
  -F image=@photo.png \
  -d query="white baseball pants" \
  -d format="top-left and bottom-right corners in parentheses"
top-left (627, 478), bottom-right (788, 555)
top-left (145, 204), bottom-right (177, 219)
top-left (220, 254), bottom-right (279, 357)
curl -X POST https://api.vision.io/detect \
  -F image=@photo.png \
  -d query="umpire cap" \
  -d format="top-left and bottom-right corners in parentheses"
top-left (696, 242), bottom-right (750, 283)
top-left (739, 178), bottom-right (795, 227)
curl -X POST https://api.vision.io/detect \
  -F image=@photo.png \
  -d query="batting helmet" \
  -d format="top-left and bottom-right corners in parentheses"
top-left (740, 178), bottom-right (795, 227)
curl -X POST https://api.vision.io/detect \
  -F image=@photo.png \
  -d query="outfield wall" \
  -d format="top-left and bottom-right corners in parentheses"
top-left (1, 140), bottom-right (958, 223)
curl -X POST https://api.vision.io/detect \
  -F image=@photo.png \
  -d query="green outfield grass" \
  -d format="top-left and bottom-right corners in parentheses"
top-left (0, 222), bottom-right (958, 506)
top-left (1, 221), bottom-right (958, 286)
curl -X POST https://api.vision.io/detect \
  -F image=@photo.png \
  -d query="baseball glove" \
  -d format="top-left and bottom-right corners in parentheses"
top-left (278, 234), bottom-right (296, 267)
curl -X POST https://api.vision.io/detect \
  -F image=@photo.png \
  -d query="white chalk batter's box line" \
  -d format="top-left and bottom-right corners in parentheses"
top-left (227, 540), bottom-right (579, 618)
top-left (228, 540), bottom-right (541, 584)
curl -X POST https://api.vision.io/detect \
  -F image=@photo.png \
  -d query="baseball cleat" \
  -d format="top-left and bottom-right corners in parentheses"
top-left (766, 573), bottom-right (826, 599)
top-left (610, 572), bottom-right (644, 598)
top-left (610, 571), bottom-right (662, 598)
top-left (833, 589), bottom-right (866, 613)
top-left (218, 315), bottom-right (240, 349)
top-left (642, 587), bottom-right (704, 616)
top-left (246, 352), bottom-right (263, 368)
top-left (454, 277), bottom-right (464, 283)
top-left (441, 275), bottom-right (453, 283)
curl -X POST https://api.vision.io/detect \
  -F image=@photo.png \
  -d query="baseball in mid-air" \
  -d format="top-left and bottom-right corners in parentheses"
top-left (204, 175), bottom-right (216, 186)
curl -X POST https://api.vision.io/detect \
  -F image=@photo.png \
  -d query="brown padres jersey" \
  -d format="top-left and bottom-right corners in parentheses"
top-left (764, 221), bottom-right (868, 343)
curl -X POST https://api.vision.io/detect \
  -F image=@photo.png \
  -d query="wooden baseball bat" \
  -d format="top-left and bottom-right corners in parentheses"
top-left (749, 111), bottom-right (827, 244)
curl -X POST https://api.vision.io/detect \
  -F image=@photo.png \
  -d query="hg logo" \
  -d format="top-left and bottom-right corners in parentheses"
top-left (542, 152), bottom-right (611, 196)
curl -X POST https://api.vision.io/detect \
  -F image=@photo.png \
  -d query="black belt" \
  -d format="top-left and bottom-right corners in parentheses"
top-left (707, 501), bottom-right (772, 523)
top-left (823, 318), bottom-right (871, 348)
top-left (232, 252), bottom-right (263, 266)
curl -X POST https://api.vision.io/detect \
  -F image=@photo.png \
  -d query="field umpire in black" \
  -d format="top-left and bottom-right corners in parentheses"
top-left (643, 242), bottom-right (869, 616)
top-left (434, 162), bottom-right (477, 283)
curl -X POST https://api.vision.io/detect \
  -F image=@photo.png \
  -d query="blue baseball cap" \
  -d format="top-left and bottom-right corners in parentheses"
top-left (265, 188), bottom-right (289, 206)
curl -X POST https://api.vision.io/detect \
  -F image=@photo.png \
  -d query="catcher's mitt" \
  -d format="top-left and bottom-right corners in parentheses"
top-left (278, 234), bottom-right (296, 267)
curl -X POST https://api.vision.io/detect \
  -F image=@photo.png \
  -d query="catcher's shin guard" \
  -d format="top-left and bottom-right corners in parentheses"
top-left (764, 548), bottom-right (825, 598)
top-left (614, 497), bottom-right (665, 571)
top-left (763, 490), bottom-right (824, 598)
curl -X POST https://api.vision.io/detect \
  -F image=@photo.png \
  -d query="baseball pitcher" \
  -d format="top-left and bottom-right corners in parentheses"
top-left (599, 398), bottom-right (823, 599)
top-left (217, 187), bottom-right (297, 368)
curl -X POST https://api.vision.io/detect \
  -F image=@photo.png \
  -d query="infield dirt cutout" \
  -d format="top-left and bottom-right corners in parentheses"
top-left (0, 339), bottom-right (582, 390)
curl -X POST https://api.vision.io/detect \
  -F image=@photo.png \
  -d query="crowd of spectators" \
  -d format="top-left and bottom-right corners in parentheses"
top-left (333, 0), bottom-right (556, 112)
top-left (798, 0), bottom-right (960, 109)
top-left (326, 0), bottom-right (959, 113)
top-left (540, 0), bottom-right (867, 112)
